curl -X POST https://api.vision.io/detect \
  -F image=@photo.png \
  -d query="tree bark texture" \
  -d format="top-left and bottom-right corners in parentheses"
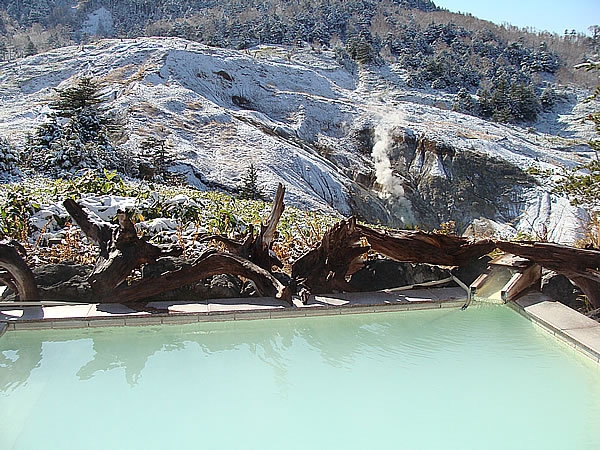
top-left (496, 241), bottom-right (600, 308)
top-left (0, 241), bottom-right (39, 301)
top-left (291, 217), bottom-right (369, 294)
top-left (105, 250), bottom-right (291, 304)
top-left (356, 224), bottom-right (496, 267)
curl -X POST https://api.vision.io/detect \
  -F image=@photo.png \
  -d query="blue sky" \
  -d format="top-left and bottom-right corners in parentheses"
top-left (434, 0), bottom-right (599, 35)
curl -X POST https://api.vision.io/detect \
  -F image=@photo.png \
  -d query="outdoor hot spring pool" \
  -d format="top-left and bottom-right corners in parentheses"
top-left (1, 304), bottom-right (599, 450)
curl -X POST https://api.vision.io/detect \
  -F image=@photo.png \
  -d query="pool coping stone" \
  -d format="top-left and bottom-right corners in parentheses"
top-left (4, 287), bottom-right (599, 367)
top-left (509, 291), bottom-right (600, 364)
top-left (0, 287), bottom-right (467, 330)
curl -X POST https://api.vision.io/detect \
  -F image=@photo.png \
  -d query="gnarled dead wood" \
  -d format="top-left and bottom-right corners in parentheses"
top-left (291, 217), bottom-right (369, 294)
top-left (291, 219), bottom-right (495, 295)
top-left (247, 182), bottom-right (285, 270)
top-left (0, 241), bottom-right (38, 300)
top-left (496, 241), bottom-right (600, 308)
top-left (64, 199), bottom-right (113, 258)
top-left (356, 224), bottom-right (496, 267)
top-left (105, 249), bottom-right (291, 304)
top-left (64, 200), bottom-right (182, 294)
top-left (198, 183), bottom-right (285, 271)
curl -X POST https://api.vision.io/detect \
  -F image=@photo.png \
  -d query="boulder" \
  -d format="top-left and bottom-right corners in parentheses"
top-left (541, 270), bottom-right (581, 308)
top-left (349, 258), bottom-right (449, 291)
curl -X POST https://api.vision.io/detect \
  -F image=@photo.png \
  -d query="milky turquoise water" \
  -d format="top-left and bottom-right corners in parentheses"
top-left (1, 304), bottom-right (599, 450)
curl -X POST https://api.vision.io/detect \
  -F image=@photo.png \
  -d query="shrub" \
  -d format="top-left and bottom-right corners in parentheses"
top-left (0, 138), bottom-right (19, 179)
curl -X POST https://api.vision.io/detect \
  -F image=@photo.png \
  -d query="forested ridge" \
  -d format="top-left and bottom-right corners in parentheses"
top-left (1, 1), bottom-right (598, 104)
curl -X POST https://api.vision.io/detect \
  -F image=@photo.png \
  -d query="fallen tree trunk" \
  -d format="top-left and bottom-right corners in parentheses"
top-left (0, 241), bottom-right (39, 301)
top-left (291, 219), bottom-right (496, 295)
top-left (64, 200), bottom-right (182, 294)
top-left (496, 241), bottom-right (600, 308)
top-left (356, 224), bottom-right (496, 266)
top-left (291, 217), bottom-right (369, 294)
top-left (106, 250), bottom-right (291, 304)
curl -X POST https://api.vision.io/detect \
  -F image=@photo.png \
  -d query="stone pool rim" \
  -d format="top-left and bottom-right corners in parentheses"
top-left (1, 287), bottom-right (599, 366)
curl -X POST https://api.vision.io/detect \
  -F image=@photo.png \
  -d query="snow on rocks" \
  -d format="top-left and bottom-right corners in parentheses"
top-left (78, 195), bottom-right (137, 222)
top-left (1, 37), bottom-right (598, 243)
top-left (516, 192), bottom-right (590, 244)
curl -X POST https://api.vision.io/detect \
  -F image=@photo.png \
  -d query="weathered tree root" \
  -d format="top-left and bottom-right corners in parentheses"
top-left (291, 217), bottom-right (368, 294)
top-left (199, 183), bottom-right (286, 271)
top-left (65, 199), bottom-right (182, 294)
top-left (0, 241), bottom-right (39, 301)
top-left (3, 193), bottom-right (598, 309)
top-left (106, 249), bottom-right (291, 304)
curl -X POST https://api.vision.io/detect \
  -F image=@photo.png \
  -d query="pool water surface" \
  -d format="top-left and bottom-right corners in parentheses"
top-left (1, 304), bottom-right (599, 450)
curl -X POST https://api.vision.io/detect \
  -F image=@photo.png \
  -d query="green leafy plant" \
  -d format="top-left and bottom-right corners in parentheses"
top-left (58, 169), bottom-right (131, 198)
top-left (0, 186), bottom-right (39, 240)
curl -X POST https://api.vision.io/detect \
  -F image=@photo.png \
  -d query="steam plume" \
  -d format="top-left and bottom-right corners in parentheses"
top-left (371, 121), bottom-right (415, 225)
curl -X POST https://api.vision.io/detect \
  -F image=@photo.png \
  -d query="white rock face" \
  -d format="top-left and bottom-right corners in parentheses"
top-left (0, 37), bottom-right (597, 243)
top-left (82, 8), bottom-right (114, 37)
top-left (516, 192), bottom-right (590, 244)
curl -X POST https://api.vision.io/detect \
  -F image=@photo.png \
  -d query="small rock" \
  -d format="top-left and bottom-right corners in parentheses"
top-left (541, 270), bottom-right (581, 308)
top-left (209, 274), bottom-right (243, 298)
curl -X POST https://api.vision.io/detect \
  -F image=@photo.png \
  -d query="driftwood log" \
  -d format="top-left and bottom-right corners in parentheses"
top-left (61, 196), bottom-right (291, 304)
top-left (497, 241), bottom-right (600, 308)
top-left (0, 241), bottom-right (38, 301)
top-left (356, 224), bottom-right (496, 266)
top-left (1, 189), bottom-right (598, 308)
top-left (64, 199), bottom-right (182, 294)
top-left (291, 217), bottom-right (368, 294)
top-left (106, 250), bottom-right (291, 304)
top-left (291, 217), bottom-right (495, 295)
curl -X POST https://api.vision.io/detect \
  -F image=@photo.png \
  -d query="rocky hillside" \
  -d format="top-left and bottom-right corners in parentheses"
top-left (0, 37), bottom-right (597, 244)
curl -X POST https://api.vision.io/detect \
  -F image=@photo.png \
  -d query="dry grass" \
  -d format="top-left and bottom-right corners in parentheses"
top-left (27, 223), bottom-right (99, 266)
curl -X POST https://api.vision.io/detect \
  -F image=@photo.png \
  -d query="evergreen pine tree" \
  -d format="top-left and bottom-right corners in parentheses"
top-left (51, 77), bottom-right (104, 119)
top-left (540, 86), bottom-right (557, 111)
top-left (24, 38), bottom-right (37, 57)
top-left (0, 137), bottom-right (19, 179)
top-left (27, 77), bottom-right (120, 175)
top-left (239, 164), bottom-right (264, 200)
top-left (452, 88), bottom-right (477, 115)
top-left (139, 136), bottom-right (174, 179)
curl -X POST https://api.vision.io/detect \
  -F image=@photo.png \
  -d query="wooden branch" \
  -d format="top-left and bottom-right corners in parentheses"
top-left (291, 217), bottom-right (369, 294)
top-left (356, 224), bottom-right (496, 267)
top-left (195, 185), bottom-right (285, 272)
top-left (245, 183), bottom-right (285, 270)
top-left (0, 242), bottom-right (38, 300)
top-left (196, 234), bottom-right (244, 253)
top-left (0, 269), bottom-right (19, 294)
top-left (496, 241), bottom-right (600, 308)
top-left (64, 199), bottom-right (113, 258)
top-left (89, 210), bottom-right (183, 294)
top-left (106, 250), bottom-right (291, 304)
top-left (64, 200), bottom-right (183, 294)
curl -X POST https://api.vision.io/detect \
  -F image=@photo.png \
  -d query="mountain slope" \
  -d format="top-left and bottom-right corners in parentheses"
top-left (0, 37), bottom-right (597, 243)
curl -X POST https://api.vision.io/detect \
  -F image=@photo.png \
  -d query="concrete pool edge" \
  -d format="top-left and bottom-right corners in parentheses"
top-left (4, 287), bottom-right (600, 367)
top-left (508, 291), bottom-right (600, 365)
top-left (0, 287), bottom-right (468, 331)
